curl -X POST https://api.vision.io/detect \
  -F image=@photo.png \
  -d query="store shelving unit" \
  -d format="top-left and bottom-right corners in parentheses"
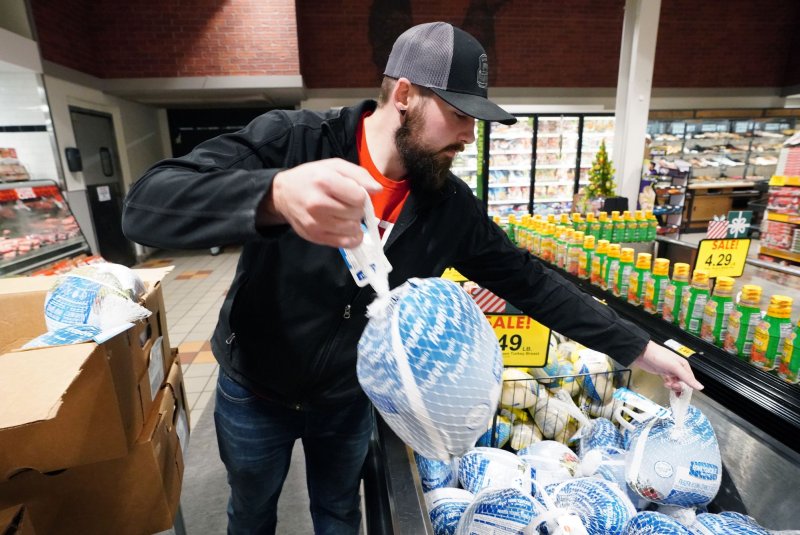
top-left (651, 167), bottom-right (690, 235)
top-left (759, 175), bottom-right (800, 265)
top-left (487, 119), bottom-right (533, 219)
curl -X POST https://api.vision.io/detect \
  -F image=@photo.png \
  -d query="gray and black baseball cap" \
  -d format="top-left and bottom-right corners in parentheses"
top-left (384, 22), bottom-right (516, 125)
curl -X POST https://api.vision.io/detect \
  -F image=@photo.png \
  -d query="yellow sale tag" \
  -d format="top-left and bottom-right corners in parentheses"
top-left (694, 239), bottom-right (750, 278)
top-left (664, 339), bottom-right (696, 358)
top-left (441, 268), bottom-right (467, 283)
top-left (485, 314), bottom-right (551, 367)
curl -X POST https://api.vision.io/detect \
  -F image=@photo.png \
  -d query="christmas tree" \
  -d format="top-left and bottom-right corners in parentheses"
top-left (586, 140), bottom-right (616, 198)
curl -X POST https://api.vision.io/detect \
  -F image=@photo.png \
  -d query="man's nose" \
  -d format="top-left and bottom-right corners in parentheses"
top-left (461, 118), bottom-right (476, 144)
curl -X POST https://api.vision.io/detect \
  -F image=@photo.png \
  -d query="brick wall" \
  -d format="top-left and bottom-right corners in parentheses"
top-left (32, 0), bottom-right (300, 78)
top-left (31, 0), bottom-right (800, 88)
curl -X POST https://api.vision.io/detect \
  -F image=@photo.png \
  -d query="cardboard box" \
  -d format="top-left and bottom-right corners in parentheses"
top-left (0, 358), bottom-right (186, 534)
top-left (0, 504), bottom-right (37, 534)
top-left (0, 267), bottom-right (174, 479)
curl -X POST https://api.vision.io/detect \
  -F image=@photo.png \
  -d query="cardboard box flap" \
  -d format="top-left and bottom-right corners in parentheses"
top-left (0, 345), bottom-right (95, 429)
top-left (0, 277), bottom-right (54, 296)
top-left (134, 267), bottom-right (174, 289)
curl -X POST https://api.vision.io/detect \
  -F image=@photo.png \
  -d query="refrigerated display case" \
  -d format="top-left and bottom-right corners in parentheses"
top-left (487, 118), bottom-right (533, 219)
top-left (450, 122), bottom-right (485, 202)
top-left (0, 180), bottom-right (90, 276)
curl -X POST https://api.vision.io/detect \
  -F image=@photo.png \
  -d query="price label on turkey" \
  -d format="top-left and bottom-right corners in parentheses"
top-left (485, 314), bottom-right (551, 367)
top-left (694, 239), bottom-right (750, 278)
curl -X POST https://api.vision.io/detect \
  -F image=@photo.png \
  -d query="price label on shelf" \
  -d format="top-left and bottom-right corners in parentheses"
top-left (694, 239), bottom-right (750, 278)
top-left (485, 314), bottom-right (551, 367)
top-left (14, 187), bottom-right (35, 200)
top-left (664, 339), bottom-right (696, 358)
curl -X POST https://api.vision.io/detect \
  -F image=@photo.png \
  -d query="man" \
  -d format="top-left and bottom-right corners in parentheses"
top-left (122, 21), bottom-right (702, 535)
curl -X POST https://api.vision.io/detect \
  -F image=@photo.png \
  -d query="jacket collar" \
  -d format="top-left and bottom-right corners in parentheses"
top-left (322, 99), bottom-right (457, 212)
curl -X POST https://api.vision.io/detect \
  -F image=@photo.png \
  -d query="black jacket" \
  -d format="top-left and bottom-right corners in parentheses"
top-left (122, 100), bottom-right (649, 409)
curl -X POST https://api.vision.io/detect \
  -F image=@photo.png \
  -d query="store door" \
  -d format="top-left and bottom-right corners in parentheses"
top-left (70, 108), bottom-right (136, 266)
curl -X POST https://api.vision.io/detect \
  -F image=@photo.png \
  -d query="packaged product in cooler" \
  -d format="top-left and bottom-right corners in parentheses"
top-left (357, 276), bottom-right (503, 460)
top-left (475, 415), bottom-right (511, 448)
top-left (529, 390), bottom-right (571, 440)
top-left (501, 368), bottom-right (541, 408)
top-left (691, 511), bottom-right (771, 534)
top-left (612, 388), bottom-right (671, 448)
top-left (625, 386), bottom-right (722, 507)
top-left (546, 477), bottom-right (637, 535)
top-left (574, 348), bottom-right (615, 405)
top-left (414, 452), bottom-right (459, 492)
top-left (44, 263), bottom-right (150, 331)
top-left (580, 446), bottom-right (648, 510)
top-left (455, 487), bottom-right (541, 535)
top-left (517, 440), bottom-right (579, 486)
top-left (458, 447), bottom-right (530, 494)
top-left (425, 488), bottom-right (474, 535)
top-left (509, 421), bottom-right (543, 451)
top-left (623, 511), bottom-right (693, 534)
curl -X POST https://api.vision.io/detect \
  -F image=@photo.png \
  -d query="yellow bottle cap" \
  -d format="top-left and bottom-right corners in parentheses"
top-left (653, 258), bottom-right (670, 276)
top-left (692, 269), bottom-right (710, 287)
top-left (583, 235), bottom-right (596, 249)
top-left (646, 210), bottom-right (656, 220)
top-left (509, 214), bottom-right (517, 223)
top-left (572, 213), bottom-right (582, 222)
top-left (573, 231), bottom-right (585, 244)
top-left (635, 252), bottom-right (652, 269)
top-left (740, 284), bottom-right (762, 304)
top-left (611, 211), bottom-right (620, 218)
top-left (595, 239), bottom-right (610, 254)
top-left (635, 210), bottom-right (645, 220)
top-left (586, 213), bottom-right (597, 222)
top-left (612, 213), bottom-right (624, 222)
top-left (620, 247), bottom-right (635, 263)
top-left (673, 262), bottom-right (691, 280)
top-left (714, 276), bottom-right (735, 293)
top-left (547, 214), bottom-right (556, 223)
top-left (767, 295), bottom-right (793, 318)
top-left (493, 215), bottom-right (501, 225)
top-left (565, 229), bottom-right (575, 240)
top-left (560, 214), bottom-right (570, 224)
top-left (624, 211), bottom-right (635, 221)
top-left (607, 244), bottom-right (621, 258)
top-left (599, 212), bottom-right (609, 222)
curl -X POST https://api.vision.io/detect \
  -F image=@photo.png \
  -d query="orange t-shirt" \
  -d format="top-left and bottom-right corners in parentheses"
top-left (356, 113), bottom-right (410, 241)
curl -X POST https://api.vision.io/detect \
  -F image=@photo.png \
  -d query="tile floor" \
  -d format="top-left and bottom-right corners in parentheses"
top-left (137, 246), bottom-right (240, 425)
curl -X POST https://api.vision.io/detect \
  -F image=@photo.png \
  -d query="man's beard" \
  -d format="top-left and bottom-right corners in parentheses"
top-left (395, 106), bottom-right (464, 194)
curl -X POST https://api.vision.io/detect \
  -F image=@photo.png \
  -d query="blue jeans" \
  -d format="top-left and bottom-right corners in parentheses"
top-left (214, 371), bottom-right (374, 535)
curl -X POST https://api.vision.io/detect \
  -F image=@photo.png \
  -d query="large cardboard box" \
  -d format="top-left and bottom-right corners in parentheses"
top-left (0, 267), bottom-right (173, 479)
top-left (0, 505), bottom-right (37, 534)
top-left (0, 359), bottom-right (187, 535)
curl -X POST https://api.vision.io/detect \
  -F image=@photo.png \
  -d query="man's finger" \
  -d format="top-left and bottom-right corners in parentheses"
top-left (328, 159), bottom-right (382, 193)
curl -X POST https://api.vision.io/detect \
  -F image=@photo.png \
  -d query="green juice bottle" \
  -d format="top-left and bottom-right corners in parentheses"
top-left (611, 212), bottom-right (625, 242)
top-left (540, 223), bottom-right (555, 263)
top-left (578, 234), bottom-right (595, 280)
top-left (603, 244), bottom-right (622, 292)
top-left (627, 253), bottom-right (652, 306)
top-left (644, 258), bottom-right (671, 314)
top-left (634, 211), bottom-right (648, 242)
top-left (623, 211), bottom-right (636, 242)
top-left (557, 227), bottom-right (571, 269)
top-left (645, 210), bottom-right (659, 240)
top-left (566, 231), bottom-right (584, 275)
top-left (723, 285), bottom-right (763, 360)
top-left (614, 247), bottom-right (635, 298)
top-left (700, 276), bottom-right (735, 345)
top-left (598, 212), bottom-right (612, 241)
top-left (778, 319), bottom-right (800, 384)
top-left (679, 269), bottom-right (711, 335)
top-left (590, 239), bottom-right (609, 287)
top-left (586, 212), bottom-right (600, 239)
top-left (531, 219), bottom-right (543, 256)
top-left (506, 214), bottom-right (517, 244)
top-left (572, 213), bottom-right (586, 234)
top-left (662, 263), bottom-right (691, 325)
top-left (751, 295), bottom-right (794, 371)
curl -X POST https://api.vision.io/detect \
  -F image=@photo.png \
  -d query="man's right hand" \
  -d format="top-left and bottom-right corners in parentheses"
top-left (259, 158), bottom-right (382, 248)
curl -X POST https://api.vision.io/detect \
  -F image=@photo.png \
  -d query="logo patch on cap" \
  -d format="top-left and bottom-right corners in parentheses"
top-left (477, 54), bottom-right (488, 89)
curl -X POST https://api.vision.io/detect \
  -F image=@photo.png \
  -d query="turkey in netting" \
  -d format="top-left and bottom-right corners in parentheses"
top-left (357, 277), bottom-right (503, 460)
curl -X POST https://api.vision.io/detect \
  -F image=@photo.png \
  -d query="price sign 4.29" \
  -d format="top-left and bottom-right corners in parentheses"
top-left (694, 239), bottom-right (751, 278)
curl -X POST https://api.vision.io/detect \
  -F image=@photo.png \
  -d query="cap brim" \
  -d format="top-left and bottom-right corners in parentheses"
top-left (430, 88), bottom-right (516, 125)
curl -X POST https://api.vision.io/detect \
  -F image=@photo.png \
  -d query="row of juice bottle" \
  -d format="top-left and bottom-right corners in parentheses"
top-left (512, 223), bottom-right (799, 384)
top-left (500, 210), bottom-right (659, 246)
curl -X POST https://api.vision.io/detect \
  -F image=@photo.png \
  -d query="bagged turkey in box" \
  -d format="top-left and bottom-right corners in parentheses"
top-left (625, 385), bottom-right (722, 507)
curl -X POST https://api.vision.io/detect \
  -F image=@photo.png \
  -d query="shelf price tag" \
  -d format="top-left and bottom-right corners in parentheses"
top-left (694, 239), bottom-right (750, 278)
top-left (485, 314), bottom-right (551, 367)
top-left (664, 339), bottom-right (696, 358)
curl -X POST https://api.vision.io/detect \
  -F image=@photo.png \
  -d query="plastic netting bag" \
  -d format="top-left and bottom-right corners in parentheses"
top-left (546, 477), bottom-right (637, 535)
top-left (623, 511), bottom-right (693, 534)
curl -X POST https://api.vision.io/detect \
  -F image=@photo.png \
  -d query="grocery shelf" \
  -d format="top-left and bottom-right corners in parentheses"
top-left (759, 246), bottom-right (800, 263)
top-left (767, 213), bottom-right (800, 225)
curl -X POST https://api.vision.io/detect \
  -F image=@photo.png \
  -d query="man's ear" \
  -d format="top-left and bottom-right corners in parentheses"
top-left (393, 77), bottom-right (412, 115)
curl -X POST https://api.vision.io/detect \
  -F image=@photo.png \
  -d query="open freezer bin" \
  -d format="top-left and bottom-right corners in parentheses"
top-left (363, 385), bottom-right (800, 533)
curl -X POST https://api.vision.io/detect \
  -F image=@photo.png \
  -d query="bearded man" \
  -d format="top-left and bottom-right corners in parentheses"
top-left (122, 21), bottom-right (702, 535)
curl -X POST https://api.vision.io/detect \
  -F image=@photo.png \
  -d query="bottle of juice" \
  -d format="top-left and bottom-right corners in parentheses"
top-left (506, 214), bottom-right (517, 243)
top-left (572, 213), bottom-right (586, 234)
top-left (679, 269), bottom-right (711, 335)
top-left (598, 212), bottom-right (611, 241)
top-left (635, 211), bottom-right (647, 242)
top-left (700, 276), bottom-right (735, 345)
top-left (777, 318), bottom-right (800, 384)
top-left (559, 213), bottom-right (571, 227)
top-left (547, 214), bottom-right (556, 225)
top-left (591, 239), bottom-right (610, 287)
top-left (557, 228), bottom-right (571, 268)
top-left (644, 258), bottom-right (671, 315)
top-left (628, 253), bottom-right (652, 306)
top-left (578, 235), bottom-right (595, 280)
top-left (611, 212), bottom-right (626, 242)
top-left (723, 285), bottom-right (763, 360)
top-left (614, 247), bottom-right (635, 297)
top-left (531, 219), bottom-right (542, 256)
top-left (751, 295), bottom-right (794, 371)
top-left (518, 218), bottom-right (531, 251)
top-left (662, 263), bottom-right (691, 325)
top-left (566, 231), bottom-right (584, 275)
top-left (623, 211), bottom-right (636, 242)
top-left (586, 212), bottom-right (600, 239)
top-left (645, 210), bottom-right (658, 240)
top-left (540, 223), bottom-right (555, 263)
top-left (603, 244), bottom-right (622, 291)
top-left (493, 215), bottom-right (502, 226)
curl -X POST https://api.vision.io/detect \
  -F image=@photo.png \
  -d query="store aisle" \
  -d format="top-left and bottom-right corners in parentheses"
top-left (141, 247), bottom-right (317, 535)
